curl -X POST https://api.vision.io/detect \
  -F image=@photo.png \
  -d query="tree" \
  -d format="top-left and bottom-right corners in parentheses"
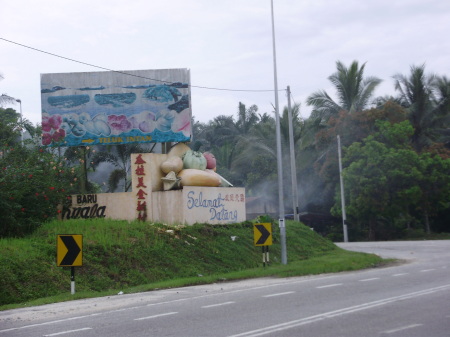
top-left (192, 103), bottom-right (261, 186)
top-left (0, 74), bottom-right (17, 106)
top-left (0, 107), bottom-right (22, 148)
top-left (333, 121), bottom-right (422, 240)
top-left (236, 102), bottom-right (259, 135)
top-left (306, 60), bottom-right (382, 121)
top-left (433, 76), bottom-right (450, 115)
top-left (0, 112), bottom-right (77, 237)
top-left (90, 143), bottom-right (153, 192)
top-left (63, 146), bottom-right (101, 194)
top-left (433, 75), bottom-right (450, 149)
top-left (297, 101), bottom-right (409, 217)
top-left (393, 64), bottom-right (450, 151)
top-left (415, 152), bottom-right (450, 233)
top-left (333, 119), bottom-right (450, 239)
top-left (230, 103), bottom-right (304, 209)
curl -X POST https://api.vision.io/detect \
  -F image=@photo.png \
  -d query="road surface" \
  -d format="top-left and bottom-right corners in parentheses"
top-left (1, 240), bottom-right (449, 336)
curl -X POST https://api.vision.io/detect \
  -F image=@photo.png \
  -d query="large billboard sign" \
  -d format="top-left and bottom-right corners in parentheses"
top-left (40, 68), bottom-right (191, 147)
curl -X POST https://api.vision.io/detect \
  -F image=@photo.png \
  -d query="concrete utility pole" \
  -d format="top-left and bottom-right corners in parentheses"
top-left (270, 0), bottom-right (287, 264)
top-left (15, 99), bottom-right (23, 145)
top-left (337, 135), bottom-right (349, 242)
top-left (287, 86), bottom-right (299, 222)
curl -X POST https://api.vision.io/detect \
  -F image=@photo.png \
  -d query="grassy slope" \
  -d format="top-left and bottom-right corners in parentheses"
top-left (0, 219), bottom-right (384, 308)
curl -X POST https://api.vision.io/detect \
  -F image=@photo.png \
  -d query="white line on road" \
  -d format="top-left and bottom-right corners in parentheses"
top-left (359, 278), bottom-right (380, 282)
top-left (43, 327), bottom-right (92, 336)
top-left (382, 323), bottom-right (423, 334)
top-left (201, 301), bottom-right (235, 308)
top-left (392, 273), bottom-right (408, 277)
top-left (228, 284), bottom-right (450, 337)
top-left (316, 283), bottom-right (342, 289)
top-left (0, 274), bottom-right (347, 334)
top-left (262, 292), bottom-right (295, 298)
top-left (420, 269), bottom-right (436, 272)
top-left (0, 314), bottom-right (101, 334)
top-left (134, 312), bottom-right (178, 321)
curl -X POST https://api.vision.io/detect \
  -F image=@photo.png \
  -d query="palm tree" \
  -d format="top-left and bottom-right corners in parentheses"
top-left (434, 76), bottom-right (450, 117)
top-left (91, 143), bottom-right (153, 192)
top-left (0, 74), bottom-right (17, 106)
top-left (306, 60), bottom-right (382, 121)
top-left (236, 102), bottom-right (259, 135)
top-left (205, 115), bottom-right (238, 149)
top-left (393, 64), bottom-right (449, 151)
top-left (200, 103), bottom-right (260, 171)
top-left (304, 61), bottom-right (382, 208)
top-left (232, 104), bottom-right (303, 192)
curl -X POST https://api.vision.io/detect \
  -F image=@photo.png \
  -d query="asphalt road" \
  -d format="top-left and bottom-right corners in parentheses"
top-left (1, 240), bottom-right (449, 336)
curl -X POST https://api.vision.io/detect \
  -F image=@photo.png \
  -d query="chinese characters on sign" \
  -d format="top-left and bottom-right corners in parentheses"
top-left (185, 189), bottom-right (245, 223)
top-left (134, 154), bottom-right (147, 221)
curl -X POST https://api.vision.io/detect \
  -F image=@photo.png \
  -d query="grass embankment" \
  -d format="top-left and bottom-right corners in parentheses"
top-left (0, 219), bottom-right (385, 310)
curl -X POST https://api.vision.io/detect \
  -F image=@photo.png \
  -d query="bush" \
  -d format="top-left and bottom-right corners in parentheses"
top-left (0, 144), bottom-right (77, 237)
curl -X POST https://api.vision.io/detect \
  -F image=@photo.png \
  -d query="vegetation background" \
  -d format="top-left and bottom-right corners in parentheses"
top-left (0, 61), bottom-right (449, 306)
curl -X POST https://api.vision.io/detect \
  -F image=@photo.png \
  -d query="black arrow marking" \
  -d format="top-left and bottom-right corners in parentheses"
top-left (255, 224), bottom-right (271, 245)
top-left (60, 236), bottom-right (81, 266)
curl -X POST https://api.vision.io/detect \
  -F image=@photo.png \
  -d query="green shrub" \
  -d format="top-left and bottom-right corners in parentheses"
top-left (0, 144), bottom-right (77, 237)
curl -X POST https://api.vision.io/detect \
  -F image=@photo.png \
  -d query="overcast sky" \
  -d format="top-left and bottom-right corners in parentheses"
top-left (1, 0), bottom-right (449, 126)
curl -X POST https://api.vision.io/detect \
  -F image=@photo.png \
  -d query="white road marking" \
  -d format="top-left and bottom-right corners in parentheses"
top-left (1, 273), bottom-right (346, 333)
top-left (43, 327), bottom-right (92, 336)
top-left (134, 312), bottom-right (178, 321)
top-left (420, 269), bottom-right (436, 272)
top-left (392, 273), bottom-right (408, 277)
top-left (262, 291), bottom-right (295, 298)
top-left (316, 283), bottom-right (342, 289)
top-left (382, 323), bottom-right (423, 334)
top-left (0, 314), bottom-right (101, 333)
top-left (228, 284), bottom-right (450, 337)
top-left (359, 278), bottom-right (380, 282)
top-left (201, 301), bottom-right (235, 308)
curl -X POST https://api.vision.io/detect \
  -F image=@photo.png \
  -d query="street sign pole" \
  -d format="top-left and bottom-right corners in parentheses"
top-left (71, 267), bottom-right (75, 295)
top-left (57, 234), bottom-right (83, 294)
top-left (254, 223), bottom-right (273, 267)
top-left (262, 246), bottom-right (270, 267)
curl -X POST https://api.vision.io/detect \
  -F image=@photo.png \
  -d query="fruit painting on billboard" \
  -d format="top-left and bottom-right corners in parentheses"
top-left (40, 68), bottom-right (191, 147)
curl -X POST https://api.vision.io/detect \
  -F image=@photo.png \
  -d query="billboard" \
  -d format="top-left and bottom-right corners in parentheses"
top-left (40, 68), bottom-right (191, 147)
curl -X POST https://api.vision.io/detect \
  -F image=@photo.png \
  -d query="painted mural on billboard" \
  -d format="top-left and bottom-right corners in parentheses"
top-left (40, 69), bottom-right (191, 147)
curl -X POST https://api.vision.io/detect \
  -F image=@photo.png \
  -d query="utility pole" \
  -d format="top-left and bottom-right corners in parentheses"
top-left (270, 0), bottom-right (287, 264)
top-left (13, 98), bottom-right (24, 145)
top-left (337, 135), bottom-right (349, 242)
top-left (287, 86), bottom-right (299, 222)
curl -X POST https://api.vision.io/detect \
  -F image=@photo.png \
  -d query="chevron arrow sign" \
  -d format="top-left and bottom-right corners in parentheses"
top-left (253, 223), bottom-right (272, 246)
top-left (57, 235), bottom-right (83, 267)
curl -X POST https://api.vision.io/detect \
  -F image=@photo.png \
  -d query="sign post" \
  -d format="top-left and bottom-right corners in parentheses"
top-left (253, 223), bottom-right (273, 267)
top-left (57, 234), bottom-right (83, 294)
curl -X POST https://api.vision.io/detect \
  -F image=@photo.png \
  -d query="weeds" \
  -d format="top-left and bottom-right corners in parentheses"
top-left (0, 219), bottom-right (385, 309)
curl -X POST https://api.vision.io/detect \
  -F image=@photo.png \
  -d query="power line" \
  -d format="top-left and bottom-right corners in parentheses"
top-left (1, 37), bottom-right (283, 93)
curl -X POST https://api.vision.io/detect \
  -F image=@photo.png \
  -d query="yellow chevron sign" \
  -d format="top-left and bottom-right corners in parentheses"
top-left (253, 223), bottom-right (272, 246)
top-left (57, 235), bottom-right (83, 267)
